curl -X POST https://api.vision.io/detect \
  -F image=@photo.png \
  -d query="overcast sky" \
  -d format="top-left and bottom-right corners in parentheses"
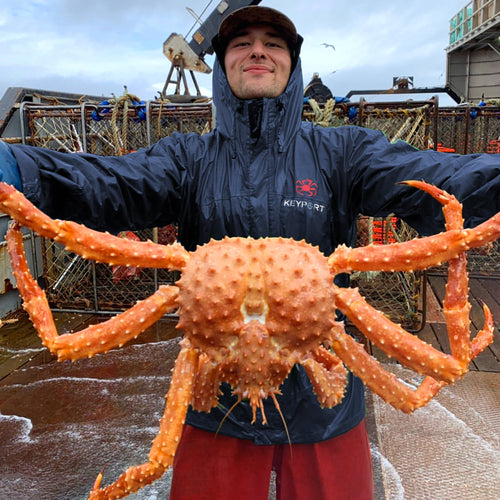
top-left (0, 0), bottom-right (468, 106)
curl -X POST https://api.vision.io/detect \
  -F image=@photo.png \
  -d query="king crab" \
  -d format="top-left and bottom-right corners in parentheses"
top-left (0, 180), bottom-right (498, 499)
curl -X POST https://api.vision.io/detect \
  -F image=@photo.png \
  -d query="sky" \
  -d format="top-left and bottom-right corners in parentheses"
top-left (0, 0), bottom-right (469, 106)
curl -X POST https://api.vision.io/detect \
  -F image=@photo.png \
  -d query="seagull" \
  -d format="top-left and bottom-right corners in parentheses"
top-left (321, 43), bottom-right (336, 50)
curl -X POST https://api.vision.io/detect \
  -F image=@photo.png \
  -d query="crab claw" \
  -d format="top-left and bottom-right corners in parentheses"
top-left (88, 473), bottom-right (104, 500)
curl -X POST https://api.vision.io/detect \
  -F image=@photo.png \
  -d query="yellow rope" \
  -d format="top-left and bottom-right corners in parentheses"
top-left (108, 90), bottom-right (143, 155)
top-left (307, 98), bottom-right (338, 127)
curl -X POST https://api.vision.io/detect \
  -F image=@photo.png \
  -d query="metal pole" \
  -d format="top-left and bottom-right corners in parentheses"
top-left (81, 102), bottom-right (88, 153)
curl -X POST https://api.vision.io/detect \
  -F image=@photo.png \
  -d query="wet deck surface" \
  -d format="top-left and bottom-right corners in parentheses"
top-left (364, 274), bottom-right (500, 500)
top-left (0, 317), bottom-right (180, 500)
top-left (0, 277), bottom-right (499, 499)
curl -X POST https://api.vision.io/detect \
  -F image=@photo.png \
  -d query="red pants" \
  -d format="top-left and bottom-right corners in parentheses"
top-left (169, 420), bottom-right (374, 500)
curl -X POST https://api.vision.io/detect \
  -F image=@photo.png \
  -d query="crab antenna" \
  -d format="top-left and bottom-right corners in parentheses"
top-left (270, 393), bottom-right (292, 455)
top-left (215, 397), bottom-right (242, 436)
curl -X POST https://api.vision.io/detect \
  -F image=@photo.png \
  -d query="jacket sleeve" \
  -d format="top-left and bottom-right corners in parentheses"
top-left (343, 126), bottom-right (500, 236)
top-left (9, 132), bottom-right (203, 233)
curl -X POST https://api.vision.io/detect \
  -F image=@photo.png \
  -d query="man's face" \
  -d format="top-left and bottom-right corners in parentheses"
top-left (224, 24), bottom-right (292, 99)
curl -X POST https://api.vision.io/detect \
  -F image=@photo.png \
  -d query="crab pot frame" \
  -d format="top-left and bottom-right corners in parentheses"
top-left (3, 97), bottom-right (499, 327)
top-left (39, 228), bottom-right (181, 313)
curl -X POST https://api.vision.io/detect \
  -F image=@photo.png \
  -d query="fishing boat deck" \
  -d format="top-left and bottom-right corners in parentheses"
top-left (368, 274), bottom-right (500, 372)
top-left (0, 276), bottom-right (499, 499)
top-left (365, 274), bottom-right (500, 500)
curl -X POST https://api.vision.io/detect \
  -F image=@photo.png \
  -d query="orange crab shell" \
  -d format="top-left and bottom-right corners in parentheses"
top-left (177, 237), bottom-right (336, 344)
top-left (175, 237), bottom-right (342, 414)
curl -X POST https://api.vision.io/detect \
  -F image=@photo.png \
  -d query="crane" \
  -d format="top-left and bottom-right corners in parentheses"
top-left (161, 0), bottom-right (261, 101)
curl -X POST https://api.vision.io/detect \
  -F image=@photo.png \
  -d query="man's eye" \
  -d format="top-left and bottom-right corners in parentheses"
top-left (230, 41), bottom-right (248, 49)
top-left (266, 41), bottom-right (286, 49)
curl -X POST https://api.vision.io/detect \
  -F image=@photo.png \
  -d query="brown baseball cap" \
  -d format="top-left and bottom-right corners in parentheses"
top-left (212, 6), bottom-right (303, 71)
top-left (218, 6), bottom-right (298, 49)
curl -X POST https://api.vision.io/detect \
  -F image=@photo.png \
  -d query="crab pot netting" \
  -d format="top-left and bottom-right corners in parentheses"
top-left (437, 106), bottom-right (500, 155)
top-left (13, 99), bottom-right (500, 319)
top-left (40, 228), bottom-right (180, 312)
top-left (352, 216), bottom-right (424, 331)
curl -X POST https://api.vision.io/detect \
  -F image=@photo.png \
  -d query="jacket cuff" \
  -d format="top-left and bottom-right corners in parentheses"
top-left (0, 140), bottom-right (23, 190)
top-left (5, 144), bottom-right (42, 204)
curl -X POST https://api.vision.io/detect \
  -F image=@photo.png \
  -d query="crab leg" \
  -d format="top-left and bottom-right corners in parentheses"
top-left (301, 344), bottom-right (349, 408)
top-left (0, 182), bottom-right (189, 270)
top-left (328, 216), bottom-right (500, 274)
top-left (331, 180), bottom-right (496, 410)
top-left (406, 181), bottom-right (473, 364)
top-left (6, 223), bottom-right (179, 360)
top-left (407, 181), bottom-right (472, 363)
top-left (333, 286), bottom-right (465, 382)
top-left (403, 180), bottom-right (495, 364)
top-left (330, 305), bottom-right (494, 413)
top-left (328, 184), bottom-right (500, 276)
top-left (191, 353), bottom-right (223, 412)
top-left (89, 343), bottom-right (199, 499)
top-left (330, 326), bottom-right (442, 412)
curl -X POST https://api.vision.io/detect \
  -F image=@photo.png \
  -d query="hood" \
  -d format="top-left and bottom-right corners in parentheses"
top-left (212, 57), bottom-right (304, 153)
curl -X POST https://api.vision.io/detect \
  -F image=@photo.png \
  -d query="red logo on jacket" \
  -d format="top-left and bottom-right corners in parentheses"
top-left (295, 179), bottom-right (318, 197)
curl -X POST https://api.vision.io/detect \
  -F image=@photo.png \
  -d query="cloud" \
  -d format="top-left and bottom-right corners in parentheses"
top-left (0, 0), bottom-right (466, 105)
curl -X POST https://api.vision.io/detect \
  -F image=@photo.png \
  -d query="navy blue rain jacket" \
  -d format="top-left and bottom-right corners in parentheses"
top-left (9, 58), bottom-right (500, 445)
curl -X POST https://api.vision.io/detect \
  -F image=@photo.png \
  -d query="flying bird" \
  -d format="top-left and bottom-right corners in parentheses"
top-left (321, 43), bottom-right (336, 50)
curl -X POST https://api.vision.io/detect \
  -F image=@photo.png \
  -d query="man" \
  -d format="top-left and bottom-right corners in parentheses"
top-left (0, 5), bottom-right (499, 500)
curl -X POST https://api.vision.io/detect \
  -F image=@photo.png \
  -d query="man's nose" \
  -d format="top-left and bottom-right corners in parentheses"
top-left (250, 40), bottom-right (266, 58)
